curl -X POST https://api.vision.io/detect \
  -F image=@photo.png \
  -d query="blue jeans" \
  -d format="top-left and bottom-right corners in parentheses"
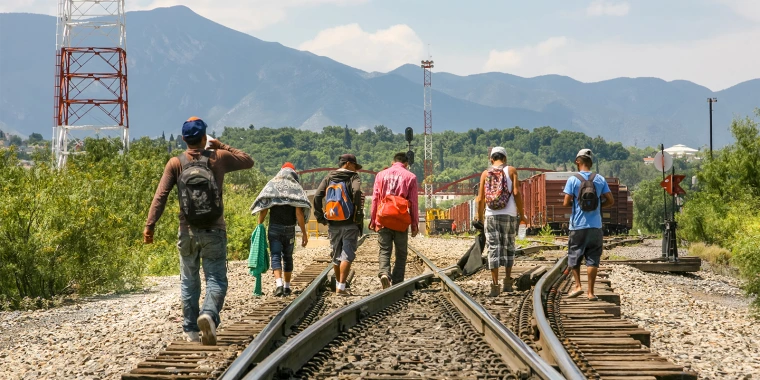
top-left (268, 224), bottom-right (295, 272)
top-left (178, 228), bottom-right (228, 332)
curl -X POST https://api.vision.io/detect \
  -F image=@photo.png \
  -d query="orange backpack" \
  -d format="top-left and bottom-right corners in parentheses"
top-left (377, 194), bottom-right (412, 232)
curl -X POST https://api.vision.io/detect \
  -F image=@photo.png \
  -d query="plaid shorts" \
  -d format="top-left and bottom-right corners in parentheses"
top-left (485, 214), bottom-right (518, 269)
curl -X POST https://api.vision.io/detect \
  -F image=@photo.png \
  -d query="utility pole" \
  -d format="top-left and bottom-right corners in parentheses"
top-left (708, 98), bottom-right (717, 159)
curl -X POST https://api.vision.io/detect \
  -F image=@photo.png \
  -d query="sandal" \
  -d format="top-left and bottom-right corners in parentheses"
top-left (587, 296), bottom-right (599, 301)
top-left (567, 290), bottom-right (583, 298)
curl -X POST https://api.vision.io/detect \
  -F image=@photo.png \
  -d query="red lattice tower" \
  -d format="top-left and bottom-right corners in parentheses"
top-left (53, 0), bottom-right (129, 168)
top-left (421, 60), bottom-right (434, 209)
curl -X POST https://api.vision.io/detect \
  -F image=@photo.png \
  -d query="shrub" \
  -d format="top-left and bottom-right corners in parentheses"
top-left (732, 218), bottom-right (760, 312)
top-left (0, 138), bottom-right (265, 307)
top-left (688, 242), bottom-right (732, 266)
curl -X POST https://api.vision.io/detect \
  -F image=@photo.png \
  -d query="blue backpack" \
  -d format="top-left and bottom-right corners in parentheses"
top-left (323, 180), bottom-right (353, 221)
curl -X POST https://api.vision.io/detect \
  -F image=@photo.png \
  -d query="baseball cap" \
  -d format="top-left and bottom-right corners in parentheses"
top-left (490, 146), bottom-right (507, 158)
top-left (182, 116), bottom-right (207, 142)
top-left (338, 154), bottom-right (362, 170)
top-left (282, 162), bottom-right (296, 170)
top-left (576, 149), bottom-right (593, 159)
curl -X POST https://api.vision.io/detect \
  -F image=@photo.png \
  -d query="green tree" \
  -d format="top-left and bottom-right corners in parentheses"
top-left (343, 125), bottom-right (352, 148)
top-left (632, 178), bottom-right (667, 234)
top-left (27, 133), bottom-right (44, 145)
top-left (8, 135), bottom-right (22, 146)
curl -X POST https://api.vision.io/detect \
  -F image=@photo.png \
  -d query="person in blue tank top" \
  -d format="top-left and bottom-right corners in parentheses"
top-left (562, 149), bottom-right (615, 301)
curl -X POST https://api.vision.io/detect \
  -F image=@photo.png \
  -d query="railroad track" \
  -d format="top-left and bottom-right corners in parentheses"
top-left (122, 235), bottom-right (408, 380)
top-left (228, 245), bottom-right (563, 380)
top-left (533, 256), bottom-right (699, 379)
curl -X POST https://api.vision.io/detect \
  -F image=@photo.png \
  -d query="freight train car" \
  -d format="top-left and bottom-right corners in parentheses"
top-left (447, 199), bottom-right (477, 234)
top-left (524, 172), bottom-right (632, 235)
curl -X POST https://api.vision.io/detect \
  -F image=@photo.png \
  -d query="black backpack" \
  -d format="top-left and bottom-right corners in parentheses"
top-left (177, 152), bottom-right (223, 226)
top-left (574, 173), bottom-right (599, 212)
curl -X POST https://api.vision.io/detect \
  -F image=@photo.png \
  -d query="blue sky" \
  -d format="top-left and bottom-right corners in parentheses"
top-left (4, 0), bottom-right (758, 90)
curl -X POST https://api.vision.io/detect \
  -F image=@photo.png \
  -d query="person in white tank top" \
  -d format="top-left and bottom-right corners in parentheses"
top-left (485, 165), bottom-right (518, 217)
top-left (476, 146), bottom-right (527, 297)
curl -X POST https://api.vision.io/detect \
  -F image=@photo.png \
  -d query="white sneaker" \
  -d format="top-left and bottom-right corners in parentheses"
top-left (197, 314), bottom-right (217, 346)
top-left (185, 331), bottom-right (200, 343)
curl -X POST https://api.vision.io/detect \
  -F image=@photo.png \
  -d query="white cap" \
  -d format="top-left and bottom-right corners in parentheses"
top-left (490, 146), bottom-right (507, 158)
top-left (576, 148), bottom-right (593, 159)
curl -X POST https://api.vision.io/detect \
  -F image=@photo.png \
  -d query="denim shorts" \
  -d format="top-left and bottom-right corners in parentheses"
top-left (567, 228), bottom-right (603, 268)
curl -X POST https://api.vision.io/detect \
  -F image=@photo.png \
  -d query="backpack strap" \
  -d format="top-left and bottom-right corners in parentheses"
top-left (588, 172), bottom-right (596, 183)
top-left (178, 153), bottom-right (190, 169)
top-left (573, 173), bottom-right (587, 199)
top-left (199, 150), bottom-right (211, 167)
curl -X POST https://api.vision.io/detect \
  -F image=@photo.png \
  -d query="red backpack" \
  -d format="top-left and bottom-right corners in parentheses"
top-left (484, 166), bottom-right (511, 210)
top-left (377, 195), bottom-right (412, 231)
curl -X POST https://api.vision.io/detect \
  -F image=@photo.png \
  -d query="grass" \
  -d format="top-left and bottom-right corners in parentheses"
top-left (689, 242), bottom-right (732, 266)
top-left (688, 242), bottom-right (739, 277)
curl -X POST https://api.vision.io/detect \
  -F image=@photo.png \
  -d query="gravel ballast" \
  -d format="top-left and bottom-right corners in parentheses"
top-left (0, 236), bottom-right (472, 379)
top-left (607, 242), bottom-right (760, 378)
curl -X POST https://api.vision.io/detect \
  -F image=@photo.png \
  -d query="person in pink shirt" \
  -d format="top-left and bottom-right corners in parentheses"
top-left (369, 152), bottom-right (419, 289)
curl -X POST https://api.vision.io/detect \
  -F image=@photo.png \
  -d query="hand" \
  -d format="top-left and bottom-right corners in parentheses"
top-left (411, 225), bottom-right (419, 237)
top-left (368, 221), bottom-right (376, 231)
top-left (206, 137), bottom-right (223, 150)
top-left (317, 218), bottom-right (327, 226)
top-left (520, 214), bottom-right (528, 224)
top-left (301, 234), bottom-right (309, 248)
top-left (143, 227), bottom-right (154, 244)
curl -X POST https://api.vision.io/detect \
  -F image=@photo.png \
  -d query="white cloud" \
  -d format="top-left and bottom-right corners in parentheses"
top-left (483, 29), bottom-right (760, 91)
top-left (484, 36), bottom-right (568, 72)
top-left (0, 0), bottom-right (367, 32)
top-left (586, 0), bottom-right (630, 17)
top-left (718, 0), bottom-right (760, 22)
top-left (299, 24), bottom-right (424, 72)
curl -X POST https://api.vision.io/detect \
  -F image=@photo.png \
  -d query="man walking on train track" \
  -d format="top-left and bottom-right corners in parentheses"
top-left (369, 152), bottom-right (419, 289)
top-left (476, 147), bottom-right (527, 297)
top-left (562, 149), bottom-right (615, 301)
top-left (143, 117), bottom-right (254, 345)
top-left (314, 154), bottom-right (364, 296)
top-left (251, 162), bottom-right (311, 297)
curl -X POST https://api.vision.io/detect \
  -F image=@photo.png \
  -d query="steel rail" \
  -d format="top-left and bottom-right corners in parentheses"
top-left (410, 246), bottom-right (564, 380)
top-left (241, 272), bottom-right (434, 380)
top-left (220, 234), bottom-right (368, 380)
top-left (533, 256), bottom-right (586, 379)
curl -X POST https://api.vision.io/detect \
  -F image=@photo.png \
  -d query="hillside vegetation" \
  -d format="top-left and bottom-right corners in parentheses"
top-left (0, 138), bottom-right (264, 309)
top-left (677, 109), bottom-right (760, 312)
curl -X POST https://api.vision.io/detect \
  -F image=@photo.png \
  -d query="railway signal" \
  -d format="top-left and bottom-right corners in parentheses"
top-left (660, 174), bottom-right (686, 196)
top-left (654, 144), bottom-right (680, 262)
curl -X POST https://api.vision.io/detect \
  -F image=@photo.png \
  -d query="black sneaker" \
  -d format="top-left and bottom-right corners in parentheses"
top-left (274, 286), bottom-right (284, 297)
top-left (283, 287), bottom-right (292, 296)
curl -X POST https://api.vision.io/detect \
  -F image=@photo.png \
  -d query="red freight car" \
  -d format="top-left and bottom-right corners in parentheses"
top-left (449, 201), bottom-right (470, 234)
top-left (524, 172), bottom-right (631, 235)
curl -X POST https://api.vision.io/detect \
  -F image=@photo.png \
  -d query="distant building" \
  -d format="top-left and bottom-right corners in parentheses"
top-left (643, 157), bottom-right (655, 165)
top-left (664, 144), bottom-right (699, 158)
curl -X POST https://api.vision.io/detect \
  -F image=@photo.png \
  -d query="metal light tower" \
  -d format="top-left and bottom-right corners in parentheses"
top-left (54, 0), bottom-right (129, 168)
top-left (422, 60), bottom-right (434, 209)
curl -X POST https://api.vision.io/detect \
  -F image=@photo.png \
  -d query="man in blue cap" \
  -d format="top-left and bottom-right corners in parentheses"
top-left (144, 116), bottom-right (254, 345)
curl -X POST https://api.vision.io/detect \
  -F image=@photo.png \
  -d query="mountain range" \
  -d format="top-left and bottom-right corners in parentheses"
top-left (0, 6), bottom-right (757, 148)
